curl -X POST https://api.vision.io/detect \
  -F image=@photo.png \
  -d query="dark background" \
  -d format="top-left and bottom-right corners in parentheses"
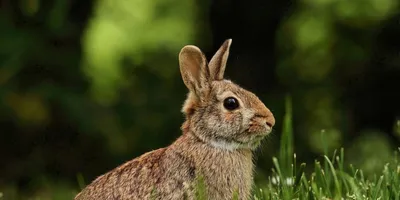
top-left (1, 0), bottom-right (399, 199)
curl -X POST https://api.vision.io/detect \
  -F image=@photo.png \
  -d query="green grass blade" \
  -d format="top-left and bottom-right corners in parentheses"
top-left (372, 175), bottom-right (384, 200)
top-left (323, 155), bottom-right (342, 198)
top-left (294, 163), bottom-right (306, 186)
top-left (279, 95), bottom-right (293, 177)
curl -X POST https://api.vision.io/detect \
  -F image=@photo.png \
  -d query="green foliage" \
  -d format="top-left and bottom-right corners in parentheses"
top-left (275, 0), bottom-right (399, 158)
top-left (83, 0), bottom-right (198, 105)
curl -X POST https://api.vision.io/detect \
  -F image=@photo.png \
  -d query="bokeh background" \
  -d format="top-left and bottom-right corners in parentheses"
top-left (1, 0), bottom-right (400, 199)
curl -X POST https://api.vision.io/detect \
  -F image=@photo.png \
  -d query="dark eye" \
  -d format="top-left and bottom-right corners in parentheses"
top-left (223, 97), bottom-right (239, 110)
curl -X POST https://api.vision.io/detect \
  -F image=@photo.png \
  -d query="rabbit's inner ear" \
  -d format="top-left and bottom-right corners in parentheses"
top-left (179, 45), bottom-right (210, 95)
top-left (208, 39), bottom-right (232, 81)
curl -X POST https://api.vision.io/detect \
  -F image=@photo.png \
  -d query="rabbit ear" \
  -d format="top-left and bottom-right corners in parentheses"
top-left (208, 39), bottom-right (232, 81)
top-left (179, 45), bottom-right (210, 95)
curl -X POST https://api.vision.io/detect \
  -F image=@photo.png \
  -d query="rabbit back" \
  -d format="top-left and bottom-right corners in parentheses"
top-left (74, 147), bottom-right (197, 200)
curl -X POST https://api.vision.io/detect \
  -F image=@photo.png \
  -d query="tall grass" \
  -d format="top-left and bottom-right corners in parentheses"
top-left (253, 96), bottom-right (400, 200)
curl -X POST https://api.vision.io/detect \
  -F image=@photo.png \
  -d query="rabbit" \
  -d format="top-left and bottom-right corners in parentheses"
top-left (74, 39), bottom-right (275, 200)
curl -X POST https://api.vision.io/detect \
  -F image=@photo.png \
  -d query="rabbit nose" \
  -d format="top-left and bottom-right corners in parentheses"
top-left (266, 115), bottom-right (275, 128)
top-left (261, 109), bottom-right (275, 128)
top-left (254, 112), bottom-right (275, 128)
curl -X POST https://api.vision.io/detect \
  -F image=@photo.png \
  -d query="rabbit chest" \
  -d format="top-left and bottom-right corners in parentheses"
top-left (170, 135), bottom-right (255, 200)
top-left (198, 149), bottom-right (254, 200)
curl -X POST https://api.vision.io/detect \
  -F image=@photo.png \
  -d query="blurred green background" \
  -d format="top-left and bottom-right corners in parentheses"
top-left (1, 0), bottom-right (400, 199)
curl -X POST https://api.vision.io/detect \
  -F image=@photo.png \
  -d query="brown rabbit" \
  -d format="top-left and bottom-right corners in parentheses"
top-left (74, 39), bottom-right (275, 200)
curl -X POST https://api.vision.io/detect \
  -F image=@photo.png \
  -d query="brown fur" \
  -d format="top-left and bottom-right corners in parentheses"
top-left (74, 39), bottom-right (275, 200)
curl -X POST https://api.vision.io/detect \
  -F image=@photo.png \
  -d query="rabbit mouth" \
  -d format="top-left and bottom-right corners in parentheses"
top-left (246, 124), bottom-right (272, 137)
top-left (232, 127), bottom-right (271, 148)
top-left (234, 135), bottom-right (266, 150)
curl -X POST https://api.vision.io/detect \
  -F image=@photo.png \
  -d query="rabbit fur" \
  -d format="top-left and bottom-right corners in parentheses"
top-left (74, 39), bottom-right (275, 200)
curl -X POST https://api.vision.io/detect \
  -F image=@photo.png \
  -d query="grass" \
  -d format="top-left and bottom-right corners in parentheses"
top-left (251, 96), bottom-right (400, 200)
top-left (254, 148), bottom-right (400, 200)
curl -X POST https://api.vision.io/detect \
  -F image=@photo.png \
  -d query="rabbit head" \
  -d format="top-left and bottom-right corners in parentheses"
top-left (179, 39), bottom-right (275, 150)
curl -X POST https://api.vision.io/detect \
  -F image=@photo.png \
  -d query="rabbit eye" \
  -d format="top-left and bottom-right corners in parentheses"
top-left (223, 97), bottom-right (239, 110)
